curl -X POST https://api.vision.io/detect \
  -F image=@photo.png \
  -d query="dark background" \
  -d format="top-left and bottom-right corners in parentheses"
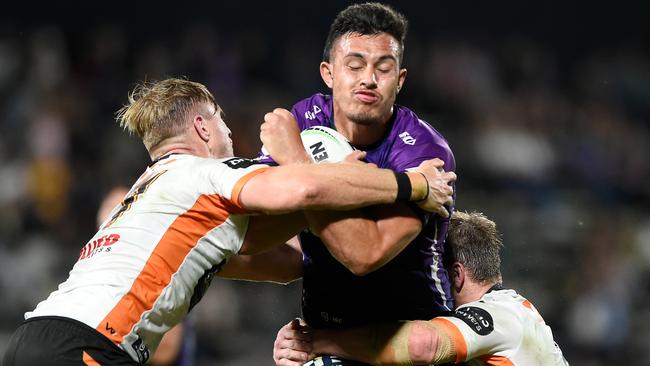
top-left (1, 1), bottom-right (649, 364)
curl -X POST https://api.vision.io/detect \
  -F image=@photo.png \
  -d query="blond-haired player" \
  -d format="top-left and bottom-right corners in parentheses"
top-left (274, 211), bottom-right (569, 366)
top-left (3, 78), bottom-right (455, 366)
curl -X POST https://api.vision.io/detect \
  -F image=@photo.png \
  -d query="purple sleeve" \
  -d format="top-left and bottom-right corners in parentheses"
top-left (290, 104), bottom-right (309, 130)
top-left (291, 94), bottom-right (331, 129)
top-left (392, 123), bottom-right (455, 173)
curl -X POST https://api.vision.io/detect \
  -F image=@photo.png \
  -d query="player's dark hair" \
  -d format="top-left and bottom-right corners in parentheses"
top-left (323, 2), bottom-right (408, 63)
top-left (445, 211), bottom-right (503, 285)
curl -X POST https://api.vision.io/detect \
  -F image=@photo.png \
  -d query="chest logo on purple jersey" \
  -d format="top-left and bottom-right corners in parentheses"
top-left (305, 105), bottom-right (322, 120)
top-left (453, 306), bottom-right (494, 336)
top-left (399, 131), bottom-right (416, 145)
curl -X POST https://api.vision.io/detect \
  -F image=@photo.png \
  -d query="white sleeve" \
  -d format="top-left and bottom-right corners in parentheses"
top-left (432, 303), bottom-right (522, 362)
top-left (209, 157), bottom-right (270, 208)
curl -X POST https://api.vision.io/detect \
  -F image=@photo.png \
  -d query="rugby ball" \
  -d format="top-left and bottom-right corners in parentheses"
top-left (300, 126), bottom-right (355, 163)
top-left (304, 356), bottom-right (347, 365)
top-left (260, 126), bottom-right (354, 163)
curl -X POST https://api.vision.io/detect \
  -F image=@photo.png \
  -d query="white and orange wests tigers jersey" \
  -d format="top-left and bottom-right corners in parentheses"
top-left (431, 289), bottom-right (569, 366)
top-left (26, 154), bottom-right (269, 363)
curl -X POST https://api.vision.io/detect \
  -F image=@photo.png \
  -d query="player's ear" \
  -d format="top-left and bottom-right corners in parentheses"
top-left (397, 68), bottom-right (407, 94)
top-left (320, 62), bottom-right (334, 88)
top-left (193, 115), bottom-right (210, 142)
top-left (450, 262), bottom-right (464, 291)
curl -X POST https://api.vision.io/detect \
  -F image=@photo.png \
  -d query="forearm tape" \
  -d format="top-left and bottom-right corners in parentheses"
top-left (394, 172), bottom-right (413, 202)
top-left (377, 321), bottom-right (456, 365)
top-left (426, 321), bottom-right (456, 365)
top-left (372, 322), bottom-right (414, 366)
top-left (394, 172), bottom-right (428, 202)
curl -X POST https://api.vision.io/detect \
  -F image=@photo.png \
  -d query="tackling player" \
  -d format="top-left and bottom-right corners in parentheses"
top-left (97, 187), bottom-right (194, 366)
top-left (2, 78), bottom-right (456, 366)
top-left (274, 211), bottom-right (570, 366)
top-left (259, 3), bottom-right (457, 359)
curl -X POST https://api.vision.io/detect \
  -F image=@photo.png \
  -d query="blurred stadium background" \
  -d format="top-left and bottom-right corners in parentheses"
top-left (1, 1), bottom-right (649, 365)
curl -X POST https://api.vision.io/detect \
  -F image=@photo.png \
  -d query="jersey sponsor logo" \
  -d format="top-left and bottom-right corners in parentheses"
top-left (453, 306), bottom-right (494, 335)
top-left (105, 321), bottom-right (117, 335)
top-left (399, 131), bottom-right (416, 145)
top-left (78, 234), bottom-right (121, 260)
top-left (305, 105), bottom-right (322, 120)
top-left (189, 259), bottom-right (226, 311)
top-left (222, 157), bottom-right (259, 169)
top-left (319, 311), bottom-right (343, 325)
top-left (131, 337), bottom-right (150, 364)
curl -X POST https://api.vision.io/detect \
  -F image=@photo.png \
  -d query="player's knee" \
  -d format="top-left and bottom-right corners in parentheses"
top-left (407, 321), bottom-right (439, 364)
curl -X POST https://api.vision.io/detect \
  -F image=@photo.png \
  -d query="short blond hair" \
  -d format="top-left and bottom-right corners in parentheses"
top-left (116, 78), bottom-right (217, 151)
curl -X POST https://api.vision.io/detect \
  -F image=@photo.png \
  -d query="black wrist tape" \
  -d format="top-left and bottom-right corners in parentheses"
top-left (394, 172), bottom-right (412, 202)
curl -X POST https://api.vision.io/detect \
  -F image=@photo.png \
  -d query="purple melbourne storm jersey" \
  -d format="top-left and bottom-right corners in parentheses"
top-left (279, 93), bottom-right (455, 327)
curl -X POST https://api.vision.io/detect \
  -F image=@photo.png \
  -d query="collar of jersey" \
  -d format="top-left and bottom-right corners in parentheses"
top-left (487, 283), bottom-right (504, 293)
top-left (149, 152), bottom-right (182, 167)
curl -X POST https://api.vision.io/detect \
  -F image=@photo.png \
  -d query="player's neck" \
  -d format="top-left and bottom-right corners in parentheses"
top-left (149, 142), bottom-right (202, 161)
top-left (455, 281), bottom-right (494, 307)
top-left (149, 133), bottom-right (211, 161)
top-left (333, 114), bottom-right (390, 147)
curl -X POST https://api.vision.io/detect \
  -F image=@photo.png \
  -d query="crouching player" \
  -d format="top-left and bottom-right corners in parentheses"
top-left (274, 211), bottom-right (569, 366)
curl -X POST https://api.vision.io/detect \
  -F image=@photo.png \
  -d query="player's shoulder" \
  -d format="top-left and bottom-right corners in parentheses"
top-left (482, 288), bottom-right (526, 303)
top-left (180, 154), bottom-right (228, 170)
top-left (214, 156), bottom-right (269, 171)
top-left (448, 289), bottom-right (525, 336)
top-left (390, 104), bottom-right (455, 167)
top-left (184, 156), bottom-right (268, 176)
top-left (292, 93), bottom-right (332, 126)
top-left (394, 104), bottom-right (449, 145)
top-left (293, 93), bottom-right (331, 109)
top-left (196, 156), bottom-right (270, 195)
top-left (153, 154), bottom-right (206, 175)
top-left (470, 289), bottom-right (527, 317)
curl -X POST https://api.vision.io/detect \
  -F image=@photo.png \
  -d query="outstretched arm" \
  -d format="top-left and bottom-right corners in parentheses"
top-left (314, 320), bottom-right (457, 365)
top-left (242, 108), bottom-right (454, 216)
top-left (237, 160), bottom-right (434, 214)
top-left (273, 319), bottom-right (459, 366)
top-left (238, 212), bottom-right (306, 255)
top-left (219, 237), bottom-right (303, 284)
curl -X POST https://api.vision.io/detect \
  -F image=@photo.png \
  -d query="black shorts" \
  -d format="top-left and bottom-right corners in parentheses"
top-left (2, 316), bottom-right (138, 366)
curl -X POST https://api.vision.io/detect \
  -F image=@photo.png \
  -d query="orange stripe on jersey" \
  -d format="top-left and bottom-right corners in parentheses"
top-left (521, 298), bottom-right (546, 323)
top-left (431, 318), bottom-right (468, 363)
top-left (96, 193), bottom-right (246, 344)
top-left (156, 158), bottom-right (177, 167)
top-left (478, 354), bottom-right (515, 365)
top-left (230, 167), bottom-right (271, 208)
top-left (522, 299), bottom-right (542, 315)
top-left (82, 351), bottom-right (100, 366)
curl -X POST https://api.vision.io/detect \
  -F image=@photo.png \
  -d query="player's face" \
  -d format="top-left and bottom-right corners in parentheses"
top-left (206, 105), bottom-right (234, 158)
top-left (322, 32), bottom-right (407, 126)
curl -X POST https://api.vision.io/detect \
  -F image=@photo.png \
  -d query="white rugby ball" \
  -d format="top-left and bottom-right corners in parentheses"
top-left (300, 126), bottom-right (355, 163)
